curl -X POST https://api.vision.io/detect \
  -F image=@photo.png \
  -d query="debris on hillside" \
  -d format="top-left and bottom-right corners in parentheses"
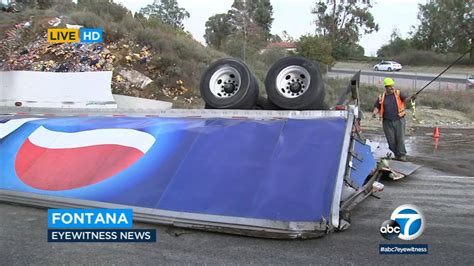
top-left (0, 18), bottom-right (198, 105)
top-left (118, 69), bottom-right (153, 90)
top-left (48, 17), bottom-right (62, 27)
top-left (0, 19), bottom-right (152, 74)
top-left (0, 20), bottom-right (32, 52)
top-left (0, 10), bottom-right (224, 110)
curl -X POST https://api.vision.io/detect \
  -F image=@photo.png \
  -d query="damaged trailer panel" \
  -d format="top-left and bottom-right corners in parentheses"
top-left (0, 109), bottom-right (377, 239)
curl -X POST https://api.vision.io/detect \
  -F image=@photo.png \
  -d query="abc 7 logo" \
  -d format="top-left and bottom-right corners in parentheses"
top-left (380, 204), bottom-right (425, 241)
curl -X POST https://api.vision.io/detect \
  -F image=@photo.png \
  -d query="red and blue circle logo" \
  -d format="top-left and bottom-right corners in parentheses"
top-left (14, 126), bottom-right (155, 191)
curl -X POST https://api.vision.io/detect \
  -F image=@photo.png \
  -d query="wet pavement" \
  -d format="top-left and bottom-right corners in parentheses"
top-left (1, 130), bottom-right (473, 264)
top-left (365, 127), bottom-right (474, 177)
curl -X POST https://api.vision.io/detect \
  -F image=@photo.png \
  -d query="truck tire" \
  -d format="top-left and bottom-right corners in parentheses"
top-left (254, 96), bottom-right (281, 110)
top-left (265, 56), bottom-right (325, 110)
top-left (200, 58), bottom-right (259, 109)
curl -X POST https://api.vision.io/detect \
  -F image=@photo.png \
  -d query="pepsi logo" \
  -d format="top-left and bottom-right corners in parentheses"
top-left (0, 118), bottom-right (43, 139)
top-left (14, 126), bottom-right (156, 191)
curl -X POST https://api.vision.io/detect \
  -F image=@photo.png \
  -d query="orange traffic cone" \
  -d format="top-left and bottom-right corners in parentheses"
top-left (433, 127), bottom-right (440, 138)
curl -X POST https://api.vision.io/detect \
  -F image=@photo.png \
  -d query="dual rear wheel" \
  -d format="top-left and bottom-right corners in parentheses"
top-left (200, 56), bottom-right (326, 110)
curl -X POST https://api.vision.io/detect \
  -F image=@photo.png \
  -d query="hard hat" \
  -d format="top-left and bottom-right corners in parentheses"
top-left (384, 78), bottom-right (395, 87)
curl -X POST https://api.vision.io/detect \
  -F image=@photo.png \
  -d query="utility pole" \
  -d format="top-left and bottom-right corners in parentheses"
top-left (470, 0), bottom-right (474, 64)
top-left (243, 0), bottom-right (247, 63)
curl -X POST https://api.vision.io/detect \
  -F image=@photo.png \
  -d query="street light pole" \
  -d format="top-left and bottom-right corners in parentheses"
top-left (243, 0), bottom-right (247, 62)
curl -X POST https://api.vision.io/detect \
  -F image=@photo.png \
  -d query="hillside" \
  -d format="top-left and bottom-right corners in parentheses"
top-left (0, 3), bottom-right (227, 108)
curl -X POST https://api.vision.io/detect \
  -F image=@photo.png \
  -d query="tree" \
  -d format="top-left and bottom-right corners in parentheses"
top-left (332, 42), bottom-right (364, 58)
top-left (269, 30), bottom-right (294, 43)
top-left (139, 0), bottom-right (190, 30)
top-left (269, 34), bottom-right (283, 43)
top-left (16, 0), bottom-right (59, 9)
top-left (37, 0), bottom-right (54, 9)
top-left (377, 29), bottom-right (411, 57)
top-left (203, 0), bottom-right (275, 59)
top-left (204, 13), bottom-right (233, 49)
top-left (411, 0), bottom-right (472, 63)
top-left (280, 30), bottom-right (295, 42)
top-left (77, 0), bottom-right (129, 22)
top-left (228, 0), bottom-right (274, 40)
top-left (296, 35), bottom-right (335, 66)
top-left (311, 0), bottom-right (378, 59)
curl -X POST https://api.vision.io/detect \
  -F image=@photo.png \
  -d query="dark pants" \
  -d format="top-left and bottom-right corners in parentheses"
top-left (383, 118), bottom-right (407, 158)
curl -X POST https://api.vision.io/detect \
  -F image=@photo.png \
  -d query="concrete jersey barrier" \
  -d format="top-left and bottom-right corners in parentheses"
top-left (0, 71), bottom-right (117, 108)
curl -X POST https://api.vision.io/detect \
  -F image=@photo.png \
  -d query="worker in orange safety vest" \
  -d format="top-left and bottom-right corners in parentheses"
top-left (372, 77), bottom-right (414, 161)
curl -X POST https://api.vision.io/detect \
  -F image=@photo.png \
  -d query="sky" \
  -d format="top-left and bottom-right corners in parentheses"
top-left (115, 0), bottom-right (427, 56)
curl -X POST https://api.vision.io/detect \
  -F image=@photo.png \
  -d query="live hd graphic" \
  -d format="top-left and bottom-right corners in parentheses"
top-left (48, 28), bottom-right (103, 43)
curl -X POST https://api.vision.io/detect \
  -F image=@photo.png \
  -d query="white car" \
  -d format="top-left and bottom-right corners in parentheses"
top-left (468, 75), bottom-right (474, 88)
top-left (373, 61), bottom-right (402, 72)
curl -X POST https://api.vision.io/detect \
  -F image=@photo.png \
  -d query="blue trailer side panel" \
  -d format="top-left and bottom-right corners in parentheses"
top-left (0, 117), bottom-right (347, 222)
top-left (349, 140), bottom-right (377, 187)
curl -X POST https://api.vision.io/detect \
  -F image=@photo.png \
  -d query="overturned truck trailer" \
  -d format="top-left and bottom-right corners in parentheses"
top-left (0, 108), bottom-right (377, 239)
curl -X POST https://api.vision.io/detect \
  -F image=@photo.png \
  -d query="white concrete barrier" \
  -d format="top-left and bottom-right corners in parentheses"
top-left (0, 71), bottom-right (117, 108)
top-left (112, 95), bottom-right (172, 110)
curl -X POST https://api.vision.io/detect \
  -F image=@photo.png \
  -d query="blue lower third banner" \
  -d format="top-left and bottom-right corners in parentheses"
top-left (48, 229), bottom-right (156, 242)
top-left (379, 244), bottom-right (428, 254)
top-left (48, 209), bottom-right (133, 229)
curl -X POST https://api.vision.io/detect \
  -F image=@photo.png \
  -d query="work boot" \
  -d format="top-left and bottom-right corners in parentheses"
top-left (395, 155), bottom-right (407, 162)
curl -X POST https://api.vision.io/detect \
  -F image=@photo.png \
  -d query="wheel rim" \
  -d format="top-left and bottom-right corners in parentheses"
top-left (275, 65), bottom-right (311, 99)
top-left (209, 66), bottom-right (242, 98)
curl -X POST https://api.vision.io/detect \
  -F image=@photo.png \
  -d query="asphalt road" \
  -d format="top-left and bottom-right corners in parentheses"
top-left (1, 166), bottom-right (474, 264)
top-left (328, 68), bottom-right (471, 90)
top-left (330, 68), bottom-right (468, 83)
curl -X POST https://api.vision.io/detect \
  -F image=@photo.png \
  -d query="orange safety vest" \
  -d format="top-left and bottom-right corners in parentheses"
top-left (378, 90), bottom-right (406, 118)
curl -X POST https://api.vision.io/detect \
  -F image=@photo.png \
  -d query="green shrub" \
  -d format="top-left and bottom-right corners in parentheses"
top-left (173, 35), bottom-right (197, 60)
top-left (324, 77), bottom-right (347, 106)
top-left (259, 47), bottom-right (288, 66)
top-left (418, 90), bottom-right (474, 116)
top-left (357, 85), bottom-right (381, 112)
top-left (135, 28), bottom-right (159, 46)
top-left (393, 49), bottom-right (470, 66)
top-left (69, 11), bottom-right (105, 28)
top-left (76, 0), bottom-right (129, 22)
top-left (119, 14), bottom-right (142, 33)
top-left (323, 78), bottom-right (380, 109)
top-left (296, 35), bottom-right (335, 66)
top-left (246, 58), bottom-right (268, 95)
top-left (104, 22), bottom-right (127, 42)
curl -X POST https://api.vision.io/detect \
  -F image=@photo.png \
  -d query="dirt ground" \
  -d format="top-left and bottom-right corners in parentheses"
top-left (361, 107), bottom-right (474, 131)
top-left (362, 106), bottom-right (474, 177)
